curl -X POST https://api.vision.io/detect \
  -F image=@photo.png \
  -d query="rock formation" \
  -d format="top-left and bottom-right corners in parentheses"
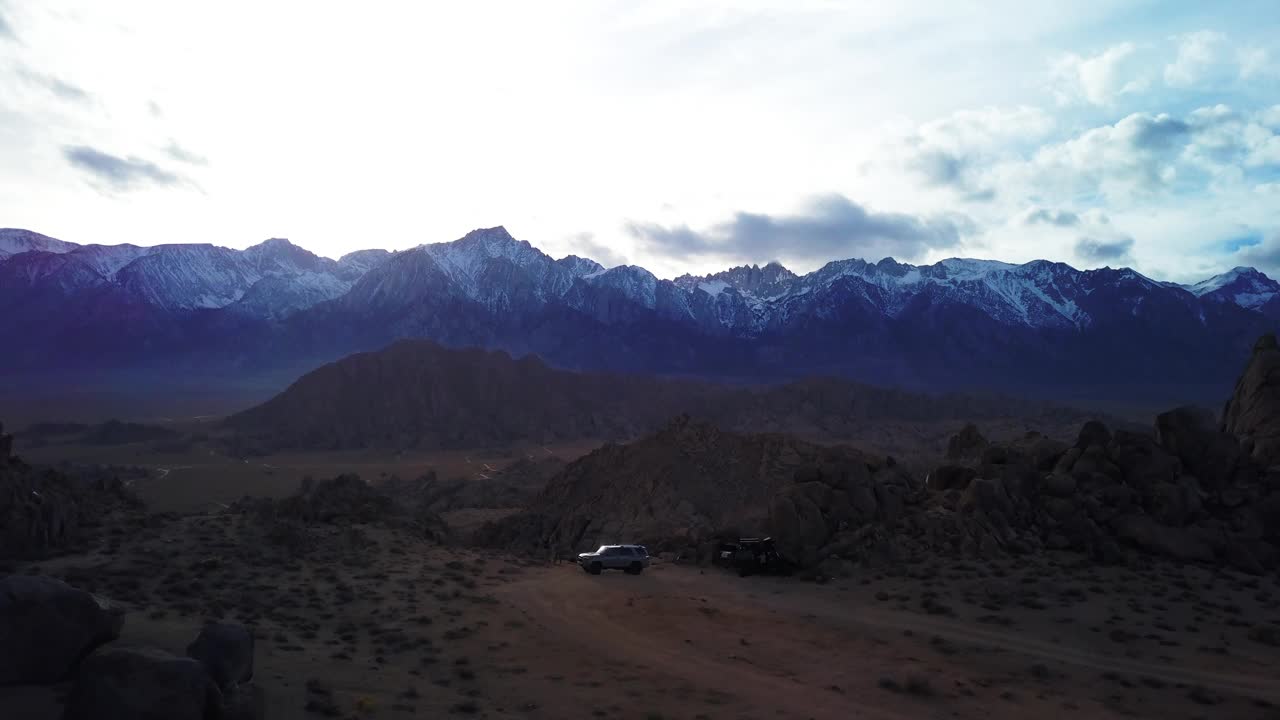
top-left (481, 334), bottom-right (1280, 577)
top-left (0, 575), bottom-right (125, 686)
top-left (0, 448), bottom-right (140, 561)
top-left (478, 415), bottom-right (918, 562)
top-left (1223, 333), bottom-right (1280, 466)
top-left (64, 645), bottom-right (224, 720)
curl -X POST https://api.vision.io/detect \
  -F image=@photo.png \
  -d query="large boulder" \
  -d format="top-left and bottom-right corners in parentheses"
top-left (1223, 333), bottom-right (1280, 466)
top-left (928, 465), bottom-right (976, 491)
top-left (64, 645), bottom-right (221, 720)
top-left (0, 575), bottom-right (125, 686)
top-left (1108, 430), bottom-right (1181, 495)
top-left (946, 423), bottom-right (988, 461)
top-left (1075, 420), bottom-right (1112, 450)
top-left (769, 489), bottom-right (828, 566)
top-left (1112, 514), bottom-right (1215, 563)
top-left (1155, 406), bottom-right (1251, 491)
top-left (186, 622), bottom-right (254, 694)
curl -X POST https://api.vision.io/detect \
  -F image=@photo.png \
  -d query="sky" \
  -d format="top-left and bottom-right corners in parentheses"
top-left (1, 1), bottom-right (1279, 282)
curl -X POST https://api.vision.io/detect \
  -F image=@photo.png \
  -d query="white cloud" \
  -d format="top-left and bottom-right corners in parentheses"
top-left (1162, 30), bottom-right (1228, 86)
top-left (897, 106), bottom-right (1055, 197)
top-left (1238, 46), bottom-right (1274, 79)
top-left (1052, 42), bottom-right (1150, 105)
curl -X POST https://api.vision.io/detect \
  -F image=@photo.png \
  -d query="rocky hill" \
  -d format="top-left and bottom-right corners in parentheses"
top-left (481, 335), bottom-right (1280, 576)
top-left (224, 339), bottom-right (1107, 455)
top-left (475, 415), bottom-right (916, 563)
top-left (0, 423), bottom-right (141, 562)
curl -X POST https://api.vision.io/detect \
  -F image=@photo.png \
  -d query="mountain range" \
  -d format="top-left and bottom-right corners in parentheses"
top-left (2, 225), bottom-right (1277, 410)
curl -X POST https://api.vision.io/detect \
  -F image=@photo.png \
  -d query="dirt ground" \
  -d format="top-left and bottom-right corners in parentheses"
top-left (4, 505), bottom-right (1278, 720)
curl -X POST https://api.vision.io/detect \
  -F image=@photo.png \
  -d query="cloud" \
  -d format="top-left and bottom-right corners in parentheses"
top-left (148, 101), bottom-right (164, 118)
top-left (1024, 105), bottom-right (1280, 199)
top-left (164, 141), bottom-right (208, 166)
top-left (567, 232), bottom-right (627, 268)
top-left (16, 67), bottom-right (90, 103)
top-left (1023, 208), bottom-right (1081, 227)
top-left (0, 3), bottom-right (14, 41)
top-left (910, 149), bottom-right (965, 187)
top-left (1164, 31), bottom-right (1230, 88)
top-left (901, 106), bottom-right (1052, 198)
top-left (1075, 235), bottom-right (1135, 263)
top-left (1052, 42), bottom-right (1150, 105)
top-left (1233, 233), bottom-right (1280, 272)
top-left (1238, 47), bottom-right (1274, 80)
top-left (625, 194), bottom-right (968, 265)
top-left (63, 145), bottom-right (185, 191)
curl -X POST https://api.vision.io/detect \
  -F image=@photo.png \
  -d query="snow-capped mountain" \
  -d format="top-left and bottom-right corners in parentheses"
top-left (0, 230), bottom-right (393, 316)
top-left (0, 228), bottom-right (77, 258)
top-left (2, 224), bottom-right (1277, 405)
top-left (1185, 266), bottom-right (1280, 309)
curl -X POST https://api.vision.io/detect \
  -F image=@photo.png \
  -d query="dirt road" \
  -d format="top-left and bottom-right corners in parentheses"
top-left (496, 561), bottom-right (1280, 719)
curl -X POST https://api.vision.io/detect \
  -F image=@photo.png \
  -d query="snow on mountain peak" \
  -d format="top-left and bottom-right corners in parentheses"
top-left (1186, 266), bottom-right (1277, 308)
top-left (934, 257), bottom-right (1019, 280)
top-left (0, 228), bottom-right (79, 258)
top-left (557, 254), bottom-right (606, 277)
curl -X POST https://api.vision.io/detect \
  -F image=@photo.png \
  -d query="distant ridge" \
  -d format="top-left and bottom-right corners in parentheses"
top-left (224, 340), bottom-right (1114, 456)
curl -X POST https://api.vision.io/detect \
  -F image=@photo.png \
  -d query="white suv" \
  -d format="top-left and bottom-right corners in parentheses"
top-left (576, 545), bottom-right (650, 575)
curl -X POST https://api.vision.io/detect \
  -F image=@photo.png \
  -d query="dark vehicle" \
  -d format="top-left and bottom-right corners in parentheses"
top-left (713, 537), bottom-right (790, 576)
top-left (577, 544), bottom-right (650, 575)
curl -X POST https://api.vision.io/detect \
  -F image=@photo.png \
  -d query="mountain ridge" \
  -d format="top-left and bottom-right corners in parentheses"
top-left (2, 225), bottom-right (1277, 407)
top-left (224, 338), bottom-right (1114, 459)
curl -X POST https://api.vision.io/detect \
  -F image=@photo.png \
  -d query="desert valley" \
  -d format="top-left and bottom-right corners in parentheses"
top-left (5, 2), bottom-right (1280, 718)
top-left (3, 241), bottom-right (1280, 717)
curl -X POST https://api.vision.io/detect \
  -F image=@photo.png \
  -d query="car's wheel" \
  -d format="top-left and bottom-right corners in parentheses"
top-left (588, 562), bottom-right (602, 575)
top-left (626, 562), bottom-right (643, 575)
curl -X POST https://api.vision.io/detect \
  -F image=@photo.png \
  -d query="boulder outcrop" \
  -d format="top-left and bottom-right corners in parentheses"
top-left (0, 575), bottom-right (125, 686)
top-left (1223, 333), bottom-right (1280, 466)
top-left (64, 645), bottom-right (222, 720)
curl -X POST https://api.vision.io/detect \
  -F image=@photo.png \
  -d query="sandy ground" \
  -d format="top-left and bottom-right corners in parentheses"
top-left (4, 505), bottom-right (1278, 720)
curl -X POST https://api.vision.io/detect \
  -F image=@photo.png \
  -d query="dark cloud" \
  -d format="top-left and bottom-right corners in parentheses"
top-left (165, 141), bottom-right (208, 166)
top-left (1075, 235), bottom-right (1135, 262)
top-left (1234, 233), bottom-right (1280, 272)
top-left (17, 68), bottom-right (90, 103)
top-left (907, 149), bottom-right (994, 202)
top-left (1025, 208), bottom-right (1081, 227)
top-left (625, 194), bottom-right (967, 264)
top-left (911, 149), bottom-right (966, 186)
top-left (568, 232), bottom-right (627, 268)
top-left (63, 145), bottom-right (184, 191)
top-left (1128, 114), bottom-right (1191, 150)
